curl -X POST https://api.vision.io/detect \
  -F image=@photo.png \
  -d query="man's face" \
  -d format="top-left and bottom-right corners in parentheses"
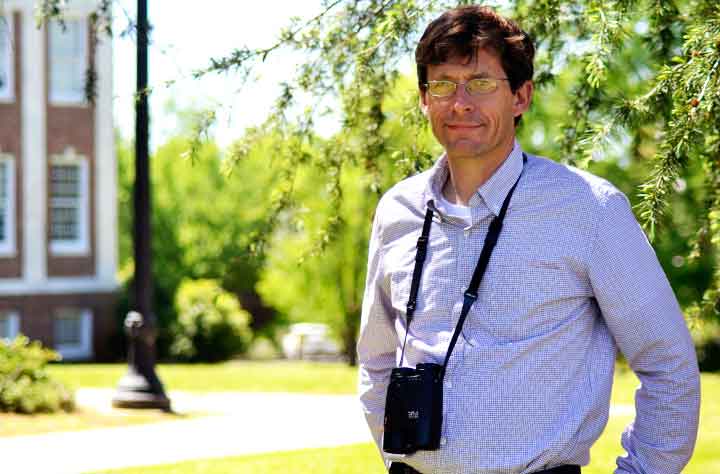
top-left (420, 48), bottom-right (532, 162)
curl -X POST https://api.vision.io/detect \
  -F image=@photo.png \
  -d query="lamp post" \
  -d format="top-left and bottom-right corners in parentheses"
top-left (112, 0), bottom-right (170, 410)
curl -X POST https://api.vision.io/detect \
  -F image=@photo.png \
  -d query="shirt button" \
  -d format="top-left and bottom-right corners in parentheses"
top-left (463, 228), bottom-right (470, 237)
top-left (440, 437), bottom-right (447, 446)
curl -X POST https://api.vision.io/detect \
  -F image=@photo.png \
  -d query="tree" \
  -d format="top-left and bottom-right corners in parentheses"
top-left (511, 35), bottom-right (716, 315)
top-left (42, 1), bottom-right (720, 359)
top-left (255, 73), bottom-right (441, 364)
top-left (220, 0), bottom-right (720, 327)
top-left (117, 127), bottom-right (286, 356)
top-left (257, 163), bottom-right (375, 365)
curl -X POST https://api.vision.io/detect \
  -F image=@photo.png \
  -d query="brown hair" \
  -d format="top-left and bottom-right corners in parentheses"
top-left (415, 6), bottom-right (535, 123)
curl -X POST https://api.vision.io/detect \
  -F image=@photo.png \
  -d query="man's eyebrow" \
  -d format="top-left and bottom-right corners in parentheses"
top-left (433, 72), bottom-right (492, 80)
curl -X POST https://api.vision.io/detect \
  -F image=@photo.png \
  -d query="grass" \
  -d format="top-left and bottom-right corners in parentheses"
top-left (1, 360), bottom-right (354, 437)
top-left (47, 360), bottom-right (358, 394)
top-left (584, 367), bottom-right (720, 474)
top-left (0, 407), bottom-right (194, 437)
top-left (5, 359), bottom-right (351, 437)
top-left (83, 363), bottom-right (719, 474)
top-left (90, 443), bottom-right (385, 474)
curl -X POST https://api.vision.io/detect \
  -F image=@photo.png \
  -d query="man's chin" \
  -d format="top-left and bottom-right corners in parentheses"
top-left (446, 142), bottom-right (491, 160)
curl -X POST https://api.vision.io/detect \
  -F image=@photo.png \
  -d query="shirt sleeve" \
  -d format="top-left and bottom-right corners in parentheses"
top-left (357, 201), bottom-right (398, 455)
top-left (587, 191), bottom-right (701, 474)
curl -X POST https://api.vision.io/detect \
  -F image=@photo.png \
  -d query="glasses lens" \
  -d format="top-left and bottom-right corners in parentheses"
top-left (428, 81), bottom-right (456, 97)
top-left (466, 78), bottom-right (497, 95)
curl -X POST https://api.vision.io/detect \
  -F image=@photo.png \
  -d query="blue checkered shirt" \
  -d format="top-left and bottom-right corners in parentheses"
top-left (357, 142), bottom-right (700, 474)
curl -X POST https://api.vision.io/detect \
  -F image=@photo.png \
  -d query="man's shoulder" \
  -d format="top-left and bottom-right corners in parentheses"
top-left (376, 168), bottom-right (434, 216)
top-left (525, 153), bottom-right (624, 207)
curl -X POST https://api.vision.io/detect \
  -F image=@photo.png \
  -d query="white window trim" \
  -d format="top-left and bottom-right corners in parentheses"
top-left (54, 308), bottom-right (93, 360)
top-left (0, 13), bottom-right (14, 102)
top-left (0, 153), bottom-right (16, 256)
top-left (0, 310), bottom-right (20, 341)
top-left (48, 16), bottom-right (87, 105)
top-left (50, 148), bottom-right (90, 256)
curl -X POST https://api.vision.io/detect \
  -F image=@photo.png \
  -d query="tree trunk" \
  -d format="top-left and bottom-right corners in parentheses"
top-left (342, 309), bottom-right (360, 366)
top-left (238, 290), bottom-right (277, 332)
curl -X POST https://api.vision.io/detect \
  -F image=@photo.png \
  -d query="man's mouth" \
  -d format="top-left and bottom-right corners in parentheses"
top-left (446, 123), bottom-right (482, 130)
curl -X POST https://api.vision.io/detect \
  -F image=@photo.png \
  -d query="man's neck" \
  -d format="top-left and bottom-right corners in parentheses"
top-left (442, 140), bottom-right (515, 206)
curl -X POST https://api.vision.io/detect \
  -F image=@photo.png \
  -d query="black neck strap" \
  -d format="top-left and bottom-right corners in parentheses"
top-left (405, 207), bottom-right (434, 323)
top-left (400, 154), bottom-right (527, 373)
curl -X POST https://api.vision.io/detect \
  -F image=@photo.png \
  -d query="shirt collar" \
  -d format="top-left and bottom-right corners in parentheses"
top-left (476, 140), bottom-right (524, 216)
top-left (425, 140), bottom-right (524, 217)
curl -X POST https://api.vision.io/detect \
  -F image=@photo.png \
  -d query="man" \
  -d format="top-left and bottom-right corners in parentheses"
top-left (357, 5), bottom-right (700, 474)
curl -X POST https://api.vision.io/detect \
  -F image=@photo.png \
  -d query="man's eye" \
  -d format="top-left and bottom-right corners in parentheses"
top-left (467, 79), bottom-right (495, 94)
top-left (430, 82), bottom-right (456, 96)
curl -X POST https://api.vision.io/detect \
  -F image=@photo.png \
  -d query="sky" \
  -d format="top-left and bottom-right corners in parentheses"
top-left (112, 0), bottom-right (330, 150)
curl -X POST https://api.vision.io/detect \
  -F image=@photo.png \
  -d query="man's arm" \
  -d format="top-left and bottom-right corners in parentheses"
top-left (587, 191), bottom-right (701, 474)
top-left (357, 205), bottom-right (397, 453)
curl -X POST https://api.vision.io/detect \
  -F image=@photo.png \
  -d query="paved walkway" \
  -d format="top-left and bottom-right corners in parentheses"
top-left (0, 389), bottom-right (635, 474)
top-left (1, 389), bottom-right (373, 474)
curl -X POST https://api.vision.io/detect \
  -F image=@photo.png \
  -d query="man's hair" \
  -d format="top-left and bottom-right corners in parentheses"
top-left (415, 6), bottom-right (535, 124)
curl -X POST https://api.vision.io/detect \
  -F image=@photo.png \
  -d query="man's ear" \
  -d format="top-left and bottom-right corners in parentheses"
top-left (419, 89), bottom-right (429, 117)
top-left (512, 80), bottom-right (533, 118)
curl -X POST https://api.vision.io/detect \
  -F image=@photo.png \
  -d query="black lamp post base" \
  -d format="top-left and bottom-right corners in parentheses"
top-left (112, 370), bottom-right (171, 411)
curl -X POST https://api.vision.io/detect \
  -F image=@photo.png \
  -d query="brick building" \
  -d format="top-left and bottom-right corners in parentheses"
top-left (0, 1), bottom-right (117, 360)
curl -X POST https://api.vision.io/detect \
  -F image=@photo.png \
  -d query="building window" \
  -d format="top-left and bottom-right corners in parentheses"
top-left (49, 18), bottom-right (87, 104)
top-left (53, 307), bottom-right (93, 360)
top-left (0, 155), bottom-right (15, 256)
top-left (50, 150), bottom-right (89, 255)
top-left (0, 310), bottom-right (19, 341)
top-left (0, 14), bottom-right (13, 101)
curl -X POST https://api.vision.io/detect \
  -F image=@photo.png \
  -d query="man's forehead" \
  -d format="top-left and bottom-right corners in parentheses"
top-left (427, 49), bottom-right (502, 77)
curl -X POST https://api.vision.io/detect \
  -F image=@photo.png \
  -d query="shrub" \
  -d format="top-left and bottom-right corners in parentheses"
top-left (170, 279), bottom-right (253, 362)
top-left (0, 336), bottom-right (75, 413)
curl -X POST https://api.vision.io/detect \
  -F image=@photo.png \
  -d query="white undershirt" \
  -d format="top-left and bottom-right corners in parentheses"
top-left (438, 193), bottom-right (472, 225)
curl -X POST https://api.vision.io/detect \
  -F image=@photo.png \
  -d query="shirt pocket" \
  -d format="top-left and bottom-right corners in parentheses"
top-left (463, 257), bottom-right (591, 344)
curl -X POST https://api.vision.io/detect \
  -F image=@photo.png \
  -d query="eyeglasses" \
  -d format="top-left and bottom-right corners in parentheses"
top-left (425, 78), bottom-right (510, 98)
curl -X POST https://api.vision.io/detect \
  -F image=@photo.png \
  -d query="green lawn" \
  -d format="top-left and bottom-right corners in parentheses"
top-left (90, 443), bottom-right (385, 474)
top-left (90, 407), bottom-right (717, 474)
top-left (79, 362), bottom-right (718, 474)
top-left (587, 366), bottom-right (720, 474)
top-left (48, 360), bottom-right (358, 394)
top-left (48, 360), bottom-right (644, 398)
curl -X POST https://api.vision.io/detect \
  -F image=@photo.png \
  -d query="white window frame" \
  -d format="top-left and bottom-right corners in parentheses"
top-left (0, 310), bottom-right (19, 341)
top-left (49, 148), bottom-right (90, 256)
top-left (48, 17), bottom-right (87, 105)
top-left (53, 307), bottom-right (93, 360)
top-left (0, 13), bottom-right (14, 102)
top-left (0, 153), bottom-right (16, 256)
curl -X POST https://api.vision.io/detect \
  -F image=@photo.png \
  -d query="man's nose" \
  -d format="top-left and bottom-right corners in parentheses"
top-left (452, 85), bottom-right (475, 113)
